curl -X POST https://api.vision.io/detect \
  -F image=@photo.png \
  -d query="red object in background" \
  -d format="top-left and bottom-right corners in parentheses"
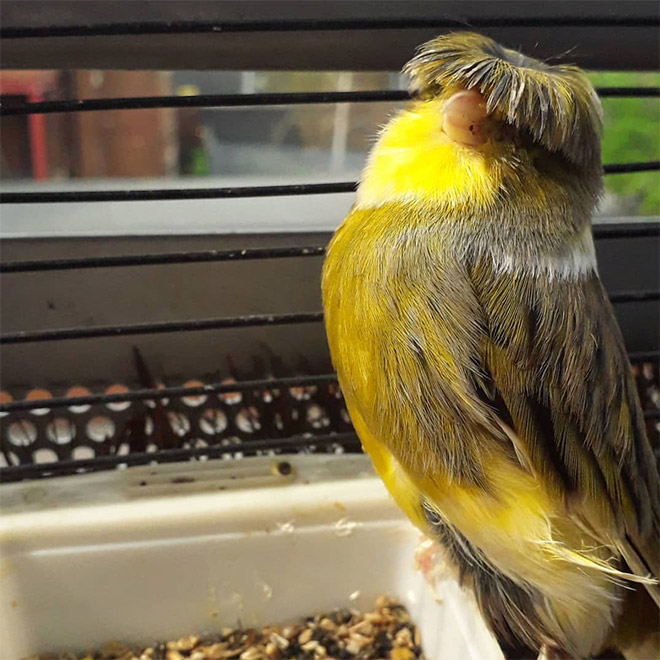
top-left (0, 71), bottom-right (58, 180)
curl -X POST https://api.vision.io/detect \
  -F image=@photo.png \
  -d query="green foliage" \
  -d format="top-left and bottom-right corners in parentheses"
top-left (588, 71), bottom-right (660, 215)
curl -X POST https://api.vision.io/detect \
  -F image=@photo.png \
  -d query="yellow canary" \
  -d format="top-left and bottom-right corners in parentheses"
top-left (322, 32), bottom-right (659, 659)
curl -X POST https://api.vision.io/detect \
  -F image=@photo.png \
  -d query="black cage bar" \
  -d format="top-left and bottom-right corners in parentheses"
top-left (2, 1), bottom-right (659, 70)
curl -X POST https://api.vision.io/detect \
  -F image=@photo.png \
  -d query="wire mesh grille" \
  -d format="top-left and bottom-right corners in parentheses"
top-left (0, 366), bottom-right (359, 483)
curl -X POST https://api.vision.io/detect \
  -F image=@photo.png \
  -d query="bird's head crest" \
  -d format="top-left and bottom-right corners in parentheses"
top-left (404, 32), bottom-right (603, 168)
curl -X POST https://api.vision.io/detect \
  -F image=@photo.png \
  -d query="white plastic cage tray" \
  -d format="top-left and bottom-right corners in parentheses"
top-left (0, 454), bottom-right (503, 660)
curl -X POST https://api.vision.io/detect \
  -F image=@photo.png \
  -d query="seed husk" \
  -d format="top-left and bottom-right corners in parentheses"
top-left (31, 596), bottom-right (424, 660)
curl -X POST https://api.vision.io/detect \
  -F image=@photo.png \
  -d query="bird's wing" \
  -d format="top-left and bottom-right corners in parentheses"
top-left (323, 204), bottom-right (658, 606)
top-left (469, 262), bottom-right (660, 586)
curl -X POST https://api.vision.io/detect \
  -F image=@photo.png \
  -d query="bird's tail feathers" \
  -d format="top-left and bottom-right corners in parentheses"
top-left (618, 537), bottom-right (660, 608)
top-left (537, 540), bottom-right (658, 590)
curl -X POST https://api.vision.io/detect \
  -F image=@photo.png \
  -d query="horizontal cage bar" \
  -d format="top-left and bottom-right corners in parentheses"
top-left (0, 245), bottom-right (327, 273)
top-left (608, 290), bottom-right (660, 303)
top-left (628, 350), bottom-right (660, 362)
top-left (0, 311), bottom-right (324, 345)
top-left (0, 432), bottom-right (362, 483)
top-left (0, 373), bottom-right (341, 413)
top-left (1, 87), bottom-right (657, 117)
top-left (1, 223), bottom-right (657, 274)
top-left (1, 16), bottom-right (658, 40)
top-left (0, 293), bottom-right (655, 346)
top-left (590, 223), bottom-right (660, 240)
top-left (1, 90), bottom-right (408, 116)
top-left (604, 162), bottom-right (660, 174)
top-left (1, 350), bottom-right (657, 415)
top-left (1, 163), bottom-right (658, 205)
top-left (0, 182), bottom-right (355, 204)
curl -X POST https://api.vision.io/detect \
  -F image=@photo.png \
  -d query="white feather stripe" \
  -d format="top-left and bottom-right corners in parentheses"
top-left (486, 224), bottom-right (597, 281)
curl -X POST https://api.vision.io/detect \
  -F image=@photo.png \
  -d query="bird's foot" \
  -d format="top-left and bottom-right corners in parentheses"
top-left (413, 535), bottom-right (440, 586)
